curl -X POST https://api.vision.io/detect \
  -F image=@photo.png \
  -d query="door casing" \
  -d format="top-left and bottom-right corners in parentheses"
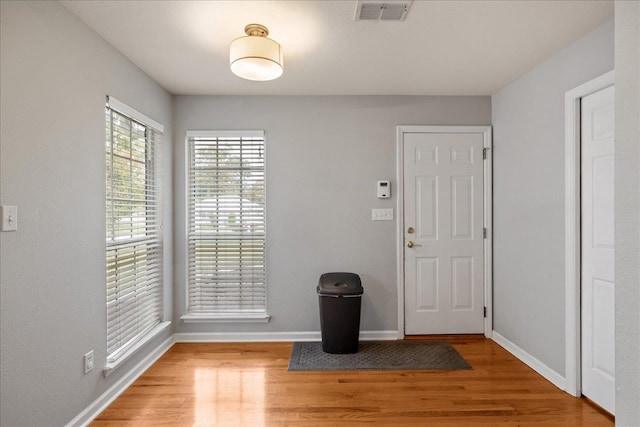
top-left (396, 126), bottom-right (493, 338)
top-left (564, 70), bottom-right (615, 397)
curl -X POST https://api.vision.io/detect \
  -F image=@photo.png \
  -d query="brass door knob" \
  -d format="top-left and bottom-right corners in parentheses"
top-left (407, 241), bottom-right (422, 248)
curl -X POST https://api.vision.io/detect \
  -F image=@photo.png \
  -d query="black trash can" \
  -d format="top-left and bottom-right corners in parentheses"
top-left (317, 272), bottom-right (364, 354)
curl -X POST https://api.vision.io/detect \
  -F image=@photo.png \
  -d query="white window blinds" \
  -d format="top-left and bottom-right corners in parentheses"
top-left (106, 98), bottom-right (163, 361)
top-left (187, 131), bottom-right (266, 316)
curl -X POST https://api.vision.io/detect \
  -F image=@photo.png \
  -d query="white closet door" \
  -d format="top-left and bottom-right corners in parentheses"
top-left (581, 85), bottom-right (615, 414)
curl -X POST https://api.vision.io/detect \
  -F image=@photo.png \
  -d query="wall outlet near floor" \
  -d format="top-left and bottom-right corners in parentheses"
top-left (84, 350), bottom-right (94, 374)
top-left (372, 208), bottom-right (393, 221)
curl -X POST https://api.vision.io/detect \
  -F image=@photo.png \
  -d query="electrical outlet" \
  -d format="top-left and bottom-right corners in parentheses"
top-left (84, 350), bottom-right (94, 374)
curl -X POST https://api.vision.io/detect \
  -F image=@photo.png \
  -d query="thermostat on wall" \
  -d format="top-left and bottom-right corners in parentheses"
top-left (377, 180), bottom-right (391, 198)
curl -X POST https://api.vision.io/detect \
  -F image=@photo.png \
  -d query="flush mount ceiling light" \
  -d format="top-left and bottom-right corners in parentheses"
top-left (230, 24), bottom-right (283, 81)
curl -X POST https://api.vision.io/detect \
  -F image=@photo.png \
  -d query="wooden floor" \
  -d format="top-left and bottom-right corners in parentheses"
top-left (92, 336), bottom-right (614, 426)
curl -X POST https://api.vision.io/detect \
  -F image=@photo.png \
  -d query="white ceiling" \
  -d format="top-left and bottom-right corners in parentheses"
top-left (60, 0), bottom-right (613, 96)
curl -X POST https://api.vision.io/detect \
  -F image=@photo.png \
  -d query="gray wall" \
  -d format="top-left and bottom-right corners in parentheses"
top-left (173, 96), bottom-right (491, 334)
top-left (491, 21), bottom-right (614, 375)
top-left (2, 1), bottom-right (633, 425)
top-left (614, 2), bottom-right (640, 425)
top-left (0, 2), bottom-right (173, 426)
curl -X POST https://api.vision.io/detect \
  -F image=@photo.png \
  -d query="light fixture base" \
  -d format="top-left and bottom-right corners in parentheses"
top-left (244, 24), bottom-right (269, 37)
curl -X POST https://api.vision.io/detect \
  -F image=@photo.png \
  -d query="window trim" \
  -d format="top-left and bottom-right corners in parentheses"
top-left (180, 313), bottom-right (270, 323)
top-left (102, 321), bottom-right (171, 377)
top-left (182, 130), bottom-right (270, 323)
top-left (108, 96), bottom-right (164, 133)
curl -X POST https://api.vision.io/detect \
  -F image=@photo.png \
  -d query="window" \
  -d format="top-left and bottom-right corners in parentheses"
top-left (105, 97), bottom-right (164, 365)
top-left (184, 131), bottom-right (268, 322)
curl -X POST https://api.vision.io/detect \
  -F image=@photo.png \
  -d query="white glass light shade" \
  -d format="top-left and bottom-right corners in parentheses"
top-left (230, 35), bottom-right (283, 81)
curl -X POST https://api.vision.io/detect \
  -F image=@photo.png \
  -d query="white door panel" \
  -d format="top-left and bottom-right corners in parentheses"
top-left (403, 133), bottom-right (484, 335)
top-left (581, 85), bottom-right (615, 414)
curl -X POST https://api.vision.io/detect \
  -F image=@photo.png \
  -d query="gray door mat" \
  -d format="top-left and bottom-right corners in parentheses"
top-left (288, 341), bottom-right (471, 371)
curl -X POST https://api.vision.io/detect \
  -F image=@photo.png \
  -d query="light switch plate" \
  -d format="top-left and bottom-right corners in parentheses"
top-left (372, 208), bottom-right (393, 221)
top-left (1, 206), bottom-right (17, 231)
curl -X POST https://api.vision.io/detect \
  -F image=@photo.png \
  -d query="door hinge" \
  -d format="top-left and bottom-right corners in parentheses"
top-left (483, 147), bottom-right (487, 159)
top-left (484, 307), bottom-right (487, 318)
top-left (483, 227), bottom-right (487, 239)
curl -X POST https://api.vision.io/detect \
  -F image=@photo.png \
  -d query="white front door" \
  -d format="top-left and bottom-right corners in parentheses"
top-left (403, 132), bottom-right (484, 335)
top-left (581, 85), bottom-right (615, 414)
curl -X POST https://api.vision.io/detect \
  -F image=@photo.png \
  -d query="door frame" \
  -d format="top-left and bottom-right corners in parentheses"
top-left (564, 70), bottom-right (615, 397)
top-left (395, 125), bottom-right (493, 339)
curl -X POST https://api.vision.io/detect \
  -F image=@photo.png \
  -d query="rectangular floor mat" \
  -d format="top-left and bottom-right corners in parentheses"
top-left (288, 341), bottom-right (472, 371)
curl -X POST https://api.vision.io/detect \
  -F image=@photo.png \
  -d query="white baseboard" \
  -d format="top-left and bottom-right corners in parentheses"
top-left (360, 330), bottom-right (399, 340)
top-left (174, 330), bottom-right (399, 343)
top-left (65, 336), bottom-right (175, 427)
top-left (492, 331), bottom-right (566, 391)
top-left (174, 331), bottom-right (319, 342)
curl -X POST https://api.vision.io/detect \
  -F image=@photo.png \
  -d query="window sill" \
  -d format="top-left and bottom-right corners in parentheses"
top-left (102, 321), bottom-right (171, 377)
top-left (181, 313), bottom-right (271, 323)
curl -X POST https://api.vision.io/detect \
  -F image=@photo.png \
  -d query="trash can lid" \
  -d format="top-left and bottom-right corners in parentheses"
top-left (317, 272), bottom-right (363, 296)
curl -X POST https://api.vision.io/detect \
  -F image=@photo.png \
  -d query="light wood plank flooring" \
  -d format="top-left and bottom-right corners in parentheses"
top-left (92, 336), bottom-right (613, 426)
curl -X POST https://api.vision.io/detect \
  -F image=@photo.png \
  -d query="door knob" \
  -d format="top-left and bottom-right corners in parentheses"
top-left (407, 241), bottom-right (422, 248)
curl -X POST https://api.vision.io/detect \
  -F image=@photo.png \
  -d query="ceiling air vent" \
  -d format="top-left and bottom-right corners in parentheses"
top-left (355, 1), bottom-right (412, 21)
